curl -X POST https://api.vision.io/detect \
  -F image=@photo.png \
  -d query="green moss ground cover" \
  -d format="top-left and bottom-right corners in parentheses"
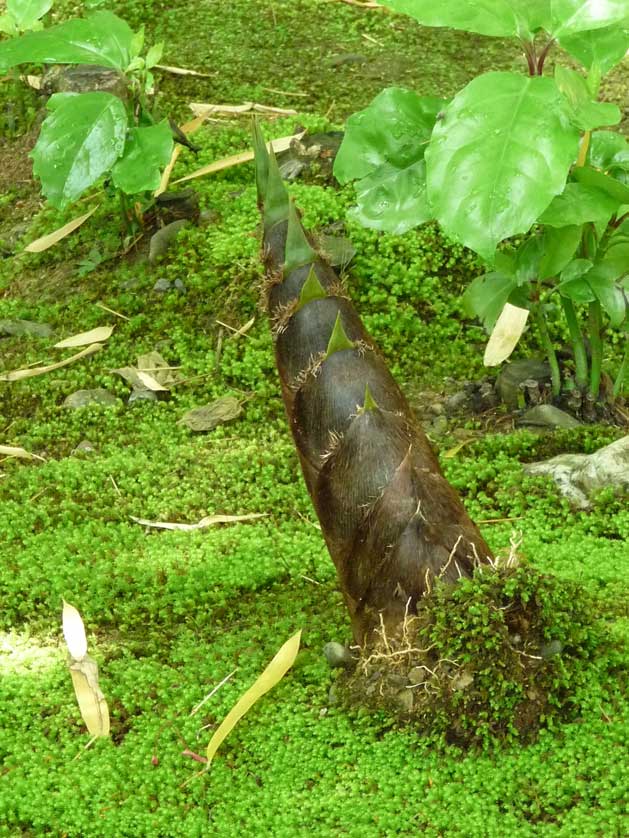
top-left (0, 2), bottom-right (628, 836)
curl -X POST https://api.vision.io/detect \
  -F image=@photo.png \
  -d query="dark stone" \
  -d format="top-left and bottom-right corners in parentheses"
top-left (128, 390), bottom-right (158, 405)
top-left (519, 405), bottom-right (582, 429)
top-left (149, 220), bottom-right (190, 264)
top-left (0, 319), bottom-right (53, 338)
top-left (63, 389), bottom-right (120, 409)
top-left (323, 642), bottom-right (354, 669)
top-left (41, 64), bottom-right (128, 101)
top-left (156, 189), bottom-right (200, 224)
top-left (496, 359), bottom-right (551, 409)
top-left (152, 278), bottom-right (171, 292)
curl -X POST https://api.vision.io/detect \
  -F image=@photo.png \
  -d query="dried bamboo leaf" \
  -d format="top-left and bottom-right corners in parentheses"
top-left (62, 600), bottom-right (88, 660)
top-left (484, 303), bottom-right (529, 367)
top-left (113, 366), bottom-right (168, 392)
top-left (69, 657), bottom-right (110, 737)
top-left (205, 630), bottom-right (301, 767)
top-left (54, 325), bottom-right (114, 349)
top-left (136, 351), bottom-right (181, 387)
top-left (130, 512), bottom-right (266, 531)
top-left (25, 206), bottom-right (98, 253)
top-left (155, 64), bottom-right (215, 77)
top-left (189, 101), bottom-right (297, 117)
top-left (0, 343), bottom-right (102, 382)
top-left (172, 132), bottom-right (304, 185)
top-left (0, 444), bottom-right (45, 462)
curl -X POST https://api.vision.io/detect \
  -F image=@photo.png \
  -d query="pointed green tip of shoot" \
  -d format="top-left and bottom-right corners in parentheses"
top-left (359, 382), bottom-right (379, 413)
top-left (285, 199), bottom-right (316, 273)
top-left (325, 312), bottom-right (355, 359)
top-left (263, 145), bottom-right (289, 229)
top-left (252, 118), bottom-right (269, 206)
top-left (296, 265), bottom-right (327, 311)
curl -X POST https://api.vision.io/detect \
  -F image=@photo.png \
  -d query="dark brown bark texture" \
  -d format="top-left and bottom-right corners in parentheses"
top-left (254, 127), bottom-right (493, 646)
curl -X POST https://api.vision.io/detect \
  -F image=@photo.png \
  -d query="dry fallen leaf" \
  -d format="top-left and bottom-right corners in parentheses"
top-left (484, 304), bottom-right (529, 367)
top-left (155, 113), bottom-right (211, 196)
top-left (173, 132), bottom-right (304, 185)
top-left (155, 64), bottom-right (216, 77)
top-left (25, 207), bottom-right (99, 253)
top-left (130, 512), bottom-right (266, 531)
top-left (62, 601), bottom-right (110, 738)
top-left (0, 444), bottom-right (45, 462)
top-left (137, 351), bottom-right (181, 387)
top-left (179, 396), bottom-right (242, 431)
top-left (54, 325), bottom-right (114, 349)
top-left (189, 101), bottom-right (298, 117)
top-left (113, 366), bottom-right (167, 392)
top-left (0, 343), bottom-right (103, 382)
top-left (205, 630), bottom-right (301, 767)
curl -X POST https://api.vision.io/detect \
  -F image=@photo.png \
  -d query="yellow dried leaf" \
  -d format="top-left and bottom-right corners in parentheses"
top-left (62, 600), bottom-right (88, 660)
top-left (54, 325), bottom-right (114, 349)
top-left (206, 630), bottom-right (301, 767)
top-left (69, 656), bottom-right (110, 737)
top-left (484, 304), bottom-right (529, 367)
top-left (0, 444), bottom-right (45, 462)
top-left (0, 343), bottom-right (103, 382)
top-left (25, 207), bottom-right (98, 253)
top-left (130, 512), bottom-right (265, 531)
top-left (155, 64), bottom-right (215, 77)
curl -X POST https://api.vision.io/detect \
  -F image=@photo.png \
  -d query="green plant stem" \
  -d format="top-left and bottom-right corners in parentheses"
top-left (560, 297), bottom-right (589, 389)
top-left (612, 337), bottom-right (628, 399)
top-left (588, 301), bottom-right (603, 399)
top-left (534, 306), bottom-right (561, 397)
top-left (118, 190), bottom-right (133, 234)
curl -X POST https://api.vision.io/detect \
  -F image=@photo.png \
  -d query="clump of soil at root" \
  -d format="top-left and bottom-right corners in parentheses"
top-left (335, 553), bottom-right (607, 747)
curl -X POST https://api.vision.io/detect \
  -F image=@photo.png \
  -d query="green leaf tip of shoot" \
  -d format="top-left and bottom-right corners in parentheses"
top-left (359, 382), bottom-right (379, 413)
top-left (251, 118), bottom-right (269, 206)
top-left (285, 198), bottom-right (316, 273)
top-left (325, 312), bottom-right (355, 359)
top-left (296, 266), bottom-right (327, 311)
top-left (263, 144), bottom-right (289, 229)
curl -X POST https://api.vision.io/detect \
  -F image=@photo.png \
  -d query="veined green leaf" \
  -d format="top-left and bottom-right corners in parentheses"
top-left (334, 88), bottom-right (443, 234)
top-left (426, 72), bottom-right (580, 259)
top-left (145, 41), bottom-right (164, 69)
top-left (586, 264), bottom-right (626, 326)
top-left (381, 0), bottom-right (551, 37)
top-left (111, 121), bottom-right (173, 195)
top-left (0, 11), bottom-right (135, 72)
top-left (31, 92), bottom-right (128, 208)
top-left (7, 0), bottom-right (52, 32)
top-left (551, 0), bottom-right (629, 37)
top-left (559, 24), bottom-right (629, 74)
top-left (539, 181), bottom-right (619, 226)
top-left (588, 130), bottom-right (628, 169)
top-left (553, 64), bottom-right (620, 130)
top-left (573, 165), bottom-right (629, 204)
top-left (558, 258), bottom-right (596, 302)
top-left (539, 225), bottom-right (583, 278)
top-left (462, 271), bottom-right (520, 331)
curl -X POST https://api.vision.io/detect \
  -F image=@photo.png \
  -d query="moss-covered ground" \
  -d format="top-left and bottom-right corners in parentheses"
top-left (1, 2), bottom-right (628, 836)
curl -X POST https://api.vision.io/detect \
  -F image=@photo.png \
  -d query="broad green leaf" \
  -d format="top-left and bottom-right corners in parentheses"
top-left (32, 92), bottom-right (128, 208)
top-left (111, 121), bottom-right (173, 195)
top-left (597, 235), bottom-right (629, 279)
top-left (381, 1), bottom-right (551, 37)
top-left (145, 41), bottom-right (163, 69)
top-left (7, 0), bottom-right (52, 32)
top-left (484, 303), bottom-right (530, 366)
top-left (129, 25), bottom-right (144, 59)
top-left (335, 88), bottom-right (444, 184)
top-left (349, 159), bottom-right (431, 234)
top-left (588, 130), bottom-right (628, 169)
top-left (426, 72), bottom-right (580, 259)
top-left (539, 225), bottom-right (583, 278)
top-left (206, 631), bottom-right (301, 767)
top-left (462, 271), bottom-right (519, 331)
top-left (586, 264), bottom-right (626, 325)
top-left (554, 68), bottom-right (622, 129)
top-left (558, 258), bottom-right (596, 302)
top-left (552, 0), bottom-right (629, 36)
top-left (515, 235), bottom-right (545, 283)
top-left (559, 24), bottom-right (629, 74)
top-left (539, 181), bottom-right (618, 226)
top-left (0, 11), bottom-right (135, 72)
top-left (334, 88), bottom-right (443, 233)
top-left (573, 165), bottom-right (629, 204)
top-left (0, 14), bottom-right (19, 37)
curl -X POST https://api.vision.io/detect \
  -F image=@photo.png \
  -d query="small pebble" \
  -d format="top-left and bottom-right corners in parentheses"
top-left (323, 642), bottom-right (354, 669)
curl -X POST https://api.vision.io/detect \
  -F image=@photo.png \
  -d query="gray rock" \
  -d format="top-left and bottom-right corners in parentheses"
top-left (0, 319), bottom-right (53, 338)
top-left (395, 689), bottom-right (414, 714)
top-left (156, 188), bottom-right (200, 224)
top-left (63, 389), bottom-right (120, 409)
top-left (540, 639), bottom-right (563, 659)
top-left (152, 277), bottom-right (171, 292)
top-left (525, 434), bottom-right (629, 508)
top-left (42, 64), bottom-right (128, 101)
top-left (519, 405), bottom-right (582, 429)
top-left (408, 666), bottom-right (428, 685)
top-left (444, 391), bottom-right (470, 416)
top-left (128, 390), bottom-right (158, 405)
top-left (72, 440), bottom-right (96, 455)
top-left (173, 279), bottom-right (186, 293)
top-left (149, 220), bottom-right (190, 264)
top-left (323, 642), bottom-right (354, 669)
top-left (427, 415), bottom-right (448, 437)
top-left (497, 359), bottom-right (551, 409)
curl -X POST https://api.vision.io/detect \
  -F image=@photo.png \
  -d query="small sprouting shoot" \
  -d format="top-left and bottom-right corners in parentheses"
top-left (296, 265), bottom-right (327, 311)
top-left (325, 312), bottom-right (355, 358)
top-left (263, 144), bottom-right (289, 229)
top-left (285, 199), bottom-right (316, 273)
top-left (358, 382), bottom-right (379, 413)
top-left (251, 118), bottom-right (270, 207)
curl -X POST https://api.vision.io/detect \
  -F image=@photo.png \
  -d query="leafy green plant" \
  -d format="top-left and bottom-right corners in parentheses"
top-left (0, 0), bottom-right (52, 36)
top-left (0, 9), bottom-right (174, 214)
top-left (334, 1), bottom-right (629, 402)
